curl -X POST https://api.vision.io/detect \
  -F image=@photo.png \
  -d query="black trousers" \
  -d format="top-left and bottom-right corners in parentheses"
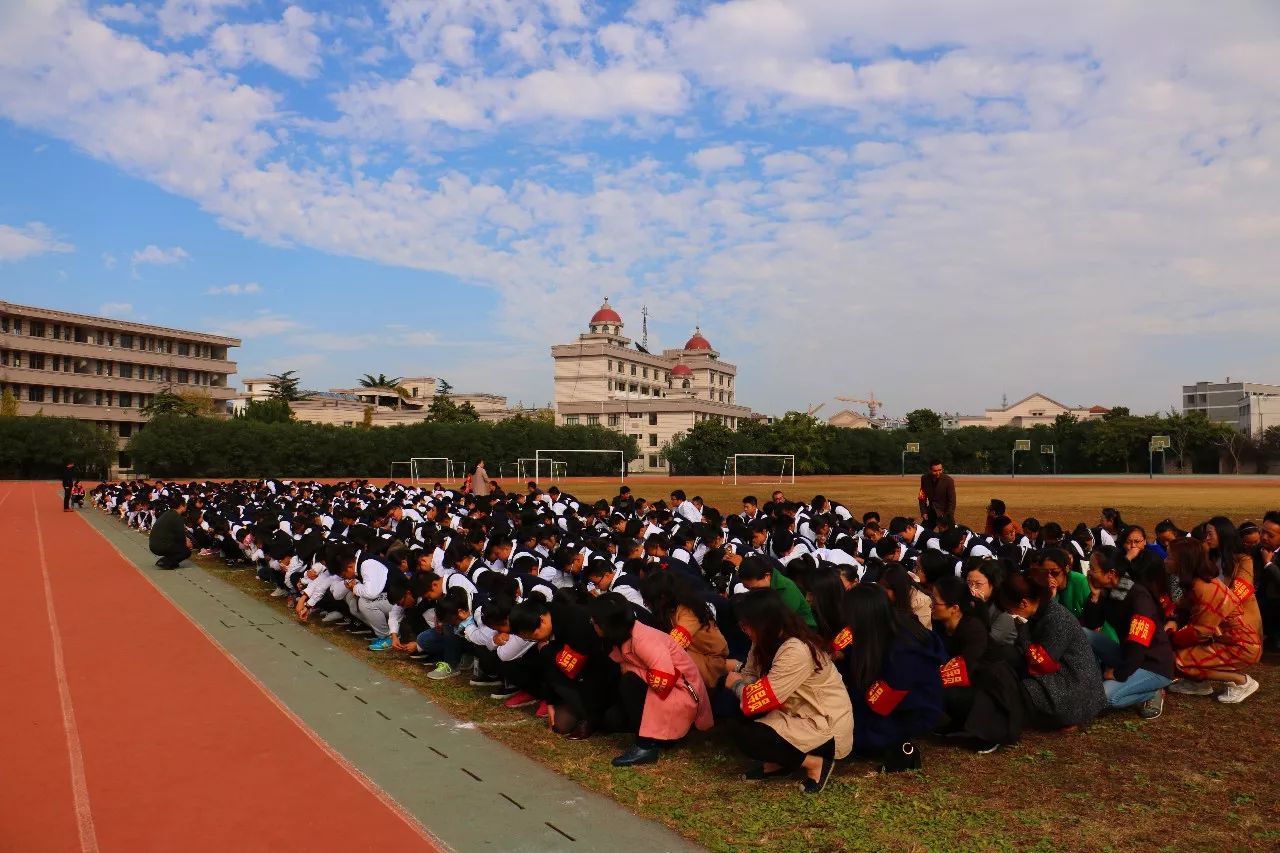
top-left (734, 720), bottom-right (833, 770)
top-left (150, 542), bottom-right (191, 567)
top-left (62, 487), bottom-right (72, 510)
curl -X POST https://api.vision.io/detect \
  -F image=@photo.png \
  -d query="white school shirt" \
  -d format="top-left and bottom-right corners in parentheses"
top-left (674, 502), bottom-right (703, 524)
top-left (354, 558), bottom-right (389, 600)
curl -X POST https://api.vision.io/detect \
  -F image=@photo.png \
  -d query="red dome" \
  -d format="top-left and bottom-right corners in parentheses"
top-left (671, 363), bottom-right (692, 376)
top-left (684, 327), bottom-right (712, 350)
top-left (590, 298), bottom-right (622, 325)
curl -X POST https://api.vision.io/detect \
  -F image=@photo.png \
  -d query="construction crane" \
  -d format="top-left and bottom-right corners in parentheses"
top-left (806, 402), bottom-right (825, 417)
top-left (836, 393), bottom-right (882, 420)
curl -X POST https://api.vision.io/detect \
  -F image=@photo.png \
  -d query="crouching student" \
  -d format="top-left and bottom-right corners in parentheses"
top-left (148, 496), bottom-right (192, 569)
top-left (639, 571), bottom-right (729, 694)
top-left (999, 570), bottom-right (1106, 731)
top-left (1166, 539), bottom-right (1262, 703)
top-left (408, 571), bottom-right (480, 679)
top-left (839, 584), bottom-right (945, 769)
top-left (930, 576), bottom-right (1023, 752)
top-left (509, 598), bottom-right (619, 739)
top-left (724, 589), bottom-right (852, 795)
top-left (350, 549), bottom-right (396, 650)
top-left (431, 588), bottom-right (498, 683)
top-left (1081, 550), bottom-right (1174, 719)
top-left (588, 594), bottom-right (713, 767)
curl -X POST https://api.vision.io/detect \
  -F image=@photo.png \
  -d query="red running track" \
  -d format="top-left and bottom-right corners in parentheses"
top-left (0, 483), bottom-right (441, 853)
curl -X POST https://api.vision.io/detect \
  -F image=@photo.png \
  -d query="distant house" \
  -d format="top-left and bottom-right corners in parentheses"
top-left (829, 409), bottom-right (877, 429)
top-left (942, 393), bottom-right (1109, 430)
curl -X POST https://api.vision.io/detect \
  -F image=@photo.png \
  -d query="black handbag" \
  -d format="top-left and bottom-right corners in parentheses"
top-left (881, 740), bottom-right (922, 773)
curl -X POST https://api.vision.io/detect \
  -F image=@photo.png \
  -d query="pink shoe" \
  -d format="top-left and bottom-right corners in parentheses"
top-left (535, 701), bottom-right (549, 718)
top-left (503, 691), bottom-right (537, 709)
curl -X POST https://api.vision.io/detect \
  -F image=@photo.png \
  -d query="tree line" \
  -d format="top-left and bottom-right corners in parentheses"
top-left (662, 408), bottom-right (1269, 476)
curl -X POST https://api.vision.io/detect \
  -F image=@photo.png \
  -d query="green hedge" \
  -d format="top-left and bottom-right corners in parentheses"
top-left (0, 416), bottom-right (116, 479)
top-left (127, 415), bottom-right (639, 479)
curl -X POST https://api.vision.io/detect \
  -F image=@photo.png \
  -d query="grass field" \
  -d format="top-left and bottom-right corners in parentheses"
top-left (171, 475), bottom-right (1280, 851)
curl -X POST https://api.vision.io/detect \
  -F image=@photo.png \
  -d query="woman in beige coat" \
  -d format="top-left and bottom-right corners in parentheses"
top-left (472, 460), bottom-right (491, 497)
top-left (726, 589), bottom-right (853, 794)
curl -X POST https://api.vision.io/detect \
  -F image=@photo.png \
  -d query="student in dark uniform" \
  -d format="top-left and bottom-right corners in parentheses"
top-left (149, 496), bottom-right (192, 569)
top-left (61, 462), bottom-right (76, 512)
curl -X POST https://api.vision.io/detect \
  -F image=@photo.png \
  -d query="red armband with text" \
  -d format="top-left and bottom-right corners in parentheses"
top-left (1170, 626), bottom-right (1200, 648)
top-left (1126, 615), bottom-right (1156, 648)
top-left (939, 656), bottom-right (971, 688)
top-left (645, 668), bottom-right (676, 699)
top-left (866, 680), bottom-right (908, 715)
top-left (1231, 578), bottom-right (1255, 603)
top-left (1025, 644), bottom-right (1061, 676)
top-left (554, 644), bottom-right (587, 679)
top-left (830, 627), bottom-right (852, 654)
top-left (669, 625), bottom-right (692, 649)
top-left (740, 678), bottom-right (782, 716)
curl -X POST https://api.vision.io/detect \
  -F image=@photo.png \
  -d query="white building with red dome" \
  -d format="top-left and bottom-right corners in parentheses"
top-left (551, 299), bottom-right (756, 473)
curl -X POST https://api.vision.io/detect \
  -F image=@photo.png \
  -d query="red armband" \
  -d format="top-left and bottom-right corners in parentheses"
top-left (554, 644), bottom-right (587, 679)
top-left (645, 668), bottom-right (677, 699)
top-left (669, 625), bottom-right (692, 649)
top-left (1158, 594), bottom-right (1175, 619)
top-left (1025, 644), bottom-right (1061, 676)
top-left (1126, 615), bottom-right (1156, 648)
top-left (1171, 626), bottom-right (1200, 648)
top-left (830, 627), bottom-right (853, 654)
top-left (1231, 578), bottom-right (1256, 603)
top-left (866, 679), bottom-right (908, 715)
top-left (939, 656), bottom-right (971, 688)
top-left (741, 678), bottom-right (782, 716)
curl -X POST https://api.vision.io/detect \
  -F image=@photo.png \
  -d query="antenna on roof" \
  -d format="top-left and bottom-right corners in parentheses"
top-left (641, 305), bottom-right (649, 350)
top-left (1002, 392), bottom-right (1008, 409)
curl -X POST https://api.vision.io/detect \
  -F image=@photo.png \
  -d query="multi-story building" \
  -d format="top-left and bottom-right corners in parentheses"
top-left (1183, 379), bottom-right (1280, 433)
top-left (0, 301), bottom-right (239, 473)
top-left (551, 299), bottom-right (755, 473)
top-left (942, 393), bottom-right (1109, 430)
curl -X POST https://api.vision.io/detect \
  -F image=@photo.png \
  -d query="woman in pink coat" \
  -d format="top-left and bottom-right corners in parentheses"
top-left (589, 593), bottom-right (713, 767)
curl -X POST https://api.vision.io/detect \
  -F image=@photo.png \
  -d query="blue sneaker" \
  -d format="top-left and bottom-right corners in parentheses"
top-left (368, 637), bottom-right (392, 651)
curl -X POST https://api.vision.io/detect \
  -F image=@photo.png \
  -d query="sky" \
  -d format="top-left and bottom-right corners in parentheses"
top-left (1, 1), bottom-right (1279, 418)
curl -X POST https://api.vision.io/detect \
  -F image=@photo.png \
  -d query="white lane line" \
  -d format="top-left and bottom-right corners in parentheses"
top-left (32, 492), bottom-right (100, 853)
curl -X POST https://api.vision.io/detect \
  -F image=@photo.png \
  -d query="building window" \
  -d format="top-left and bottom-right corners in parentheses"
top-left (119, 363), bottom-right (133, 379)
top-left (648, 454), bottom-right (661, 467)
top-left (95, 391), bottom-right (105, 406)
top-left (177, 370), bottom-right (189, 384)
top-left (648, 433), bottom-right (658, 447)
top-left (178, 343), bottom-right (190, 356)
top-left (629, 364), bottom-right (636, 376)
top-left (119, 334), bottom-right (134, 349)
top-left (608, 414), bottom-right (620, 427)
top-left (565, 415), bottom-right (579, 425)
top-left (28, 385), bottom-right (44, 402)
top-left (118, 392), bottom-right (132, 408)
top-left (29, 353), bottom-right (45, 370)
top-left (607, 359), bottom-right (613, 371)
top-left (28, 322), bottom-right (45, 337)
top-left (642, 367), bottom-right (649, 379)
top-left (648, 412), bottom-right (658, 425)
top-left (586, 414), bottom-right (599, 426)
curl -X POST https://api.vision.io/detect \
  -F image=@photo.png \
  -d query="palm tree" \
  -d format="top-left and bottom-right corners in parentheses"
top-left (358, 373), bottom-right (408, 409)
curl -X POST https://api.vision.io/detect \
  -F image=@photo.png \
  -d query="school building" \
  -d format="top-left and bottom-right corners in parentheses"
top-left (1182, 379), bottom-right (1280, 436)
top-left (551, 299), bottom-right (756, 473)
top-left (0, 301), bottom-right (239, 473)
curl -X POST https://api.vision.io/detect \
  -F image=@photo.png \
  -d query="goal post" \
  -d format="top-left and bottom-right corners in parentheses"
top-left (389, 460), bottom-right (413, 481)
top-left (727, 453), bottom-right (796, 486)
top-left (535, 449), bottom-right (626, 482)
top-left (409, 457), bottom-right (454, 485)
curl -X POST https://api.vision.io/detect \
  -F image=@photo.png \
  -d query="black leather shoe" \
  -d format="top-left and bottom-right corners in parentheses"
top-left (611, 745), bottom-right (660, 767)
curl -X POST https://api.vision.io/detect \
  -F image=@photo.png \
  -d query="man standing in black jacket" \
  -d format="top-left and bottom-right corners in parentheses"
top-left (61, 462), bottom-right (76, 512)
top-left (149, 496), bottom-right (193, 569)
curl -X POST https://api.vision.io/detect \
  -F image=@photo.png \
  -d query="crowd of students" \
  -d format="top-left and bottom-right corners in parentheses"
top-left (93, 472), bottom-right (1276, 793)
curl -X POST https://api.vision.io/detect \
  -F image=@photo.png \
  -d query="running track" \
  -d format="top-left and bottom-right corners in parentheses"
top-left (0, 483), bottom-right (441, 853)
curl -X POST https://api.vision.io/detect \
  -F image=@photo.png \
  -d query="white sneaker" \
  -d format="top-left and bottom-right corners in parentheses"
top-left (1168, 679), bottom-right (1215, 696)
top-left (321, 611), bottom-right (344, 623)
top-left (1217, 675), bottom-right (1259, 704)
top-left (428, 662), bottom-right (458, 681)
top-left (270, 588), bottom-right (288, 598)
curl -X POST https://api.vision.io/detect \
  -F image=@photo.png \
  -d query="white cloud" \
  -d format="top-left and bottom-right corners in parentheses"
top-left (213, 311), bottom-right (301, 338)
top-left (101, 252), bottom-right (117, 269)
top-left (156, 0), bottom-right (246, 39)
top-left (131, 244), bottom-right (190, 268)
top-left (0, 221), bottom-right (73, 261)
top-left (99, 302), bottom-right (133, 316)
top-left (689, 144), bottom-right (744, 171)
top-left (209, 6), bottom-right (322, 79)
top-left (96, 3), bottom-right (145, 25)
top-left (206, 281), bottom-right (262, 295)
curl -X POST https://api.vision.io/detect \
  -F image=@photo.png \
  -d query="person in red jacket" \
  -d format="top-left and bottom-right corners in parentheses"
top-left (918, 460), bottom-right (956, 530)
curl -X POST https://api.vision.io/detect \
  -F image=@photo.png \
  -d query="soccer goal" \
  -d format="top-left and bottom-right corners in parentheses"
top-left (390, 460), bottom-right (413, 481)
top-left (722, 453), bottom-right (795, 485)
top-left (535, 449), bottom-right (626, 482)
top-left (517, 457), bottom-right (566, 481)
top-left (410, 457), bottom-right (454, 485)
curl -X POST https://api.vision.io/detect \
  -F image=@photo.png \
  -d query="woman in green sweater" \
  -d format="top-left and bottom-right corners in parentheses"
top-left (1040, 548), bottom-right (1091, 620)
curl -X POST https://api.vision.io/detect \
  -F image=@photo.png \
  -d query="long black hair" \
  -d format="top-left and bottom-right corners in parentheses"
top-left (638, 570), bottom-right (713, 632)
top-left (588, 593), bottom-right (636, 649)
top-left (734, 588), bottom-right (825, 675)
top-left (806, 565), bottom-right (847, 642)
top-left (840, 584), bottom-right (895, 691)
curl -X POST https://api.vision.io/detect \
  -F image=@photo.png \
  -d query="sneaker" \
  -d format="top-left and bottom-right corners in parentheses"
top-left (469, 673), bottom-right (502, 687)
top-left (1138, 690), bottom-right (1165, 720)
top-left (198, 549), bottom-right (215, 557)
top-left (347, 623), bottom-right (374, 635)
top-left (535, 701), bottom-right (549, 718)
top-left (490, 685), bottom-right (520, 700)
top-left (1217, 675), bottom-right (1259, 704)
top-left (975, 740), bottom-right (1001, 754)
top-left (321, 611), bottom-right (345, 623)
top-left (270, 588), bottom-right (289, 598)
top-left (428, 662), bottom-right (458, 681)
top-left (458, 653), bottom-right (476, 671)
top-left (368, 637), bottom-right (393, 651)
top-left (1169, 679), bottom-right (1215, 696)
top-left (503, 690), bottom-right (537, 709)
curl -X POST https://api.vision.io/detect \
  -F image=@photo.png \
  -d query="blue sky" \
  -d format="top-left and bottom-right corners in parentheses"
top-left (2, 0), bottom-right (1278, 416)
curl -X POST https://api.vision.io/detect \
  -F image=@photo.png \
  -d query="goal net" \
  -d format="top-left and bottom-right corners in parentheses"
top-left (535, 449), bottom-right (626, 482)
top-left (389, 460), bottom-right (413, 482)
top-left (517, 457), bottom-right (566, 481)
top-left (721, 453), bottom-right (795, 485)
top-left (410, 457), bottom-right (454, 485)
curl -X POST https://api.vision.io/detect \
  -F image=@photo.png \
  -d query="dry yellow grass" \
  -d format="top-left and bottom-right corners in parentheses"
top-left (542, 474), bottom-right (1280, 532)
